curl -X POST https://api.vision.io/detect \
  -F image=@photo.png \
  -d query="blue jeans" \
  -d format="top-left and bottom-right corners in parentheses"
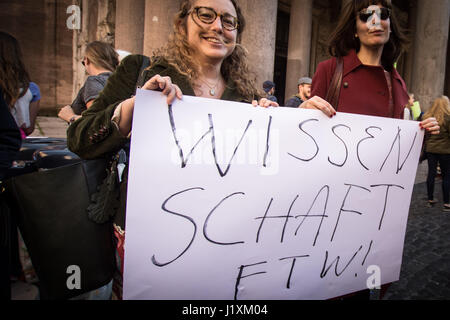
top-left (426, 153), bottom-right (450, 204)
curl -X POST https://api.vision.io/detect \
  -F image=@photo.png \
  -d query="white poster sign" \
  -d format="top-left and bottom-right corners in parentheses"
top-left (123, 90), bottom-right (423, 300)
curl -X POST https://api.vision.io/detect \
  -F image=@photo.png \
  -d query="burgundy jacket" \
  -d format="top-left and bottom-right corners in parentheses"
top-left (311, 50), bottom-right (409, 119)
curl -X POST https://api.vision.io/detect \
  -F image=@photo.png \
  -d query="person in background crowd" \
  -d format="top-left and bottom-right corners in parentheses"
top-left (262, 80), bottom-right (277, 102)
top-left (0, 31), bottom-right (40, 138)
top-left (58, 41), bottom-right (119, 124)
top-left (423, 96), bottom-right (450, 212)
top-left (403, 92), bottom-right (414, 120)
top-left (284, 77), bottom-right (312, 108)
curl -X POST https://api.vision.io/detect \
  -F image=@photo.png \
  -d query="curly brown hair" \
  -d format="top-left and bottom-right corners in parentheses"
top-left (152, 0), bottom-right (262, 101)
top-left (0, 31), bottom-right (31, 108)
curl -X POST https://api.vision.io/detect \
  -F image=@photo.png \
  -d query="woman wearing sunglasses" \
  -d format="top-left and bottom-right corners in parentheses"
top-left (300, 0), bottom-right (439, 135)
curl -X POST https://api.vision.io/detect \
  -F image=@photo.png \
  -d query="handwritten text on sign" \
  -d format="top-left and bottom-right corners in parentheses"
top-left (123, 90), bottom-right (423, 300)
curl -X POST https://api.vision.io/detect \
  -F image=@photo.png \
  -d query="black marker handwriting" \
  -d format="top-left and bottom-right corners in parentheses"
top-left (263, 116), bottom-right (273, 168)
top-left (203, 192), bottom-right (246, 246)
top-left (295, 185), bottom-right (330, 246)
top-left (320, 245), bottom-right (363, 278)
top-left (209, 114), bottom-right (253, 177)
top-left (279, 255), bottom-right (310, 289)
top-left (152, 187), bottom-right (204, 267)
top-left (370, 184), bottom-right (405, 230)
top-left (287, 119), bottom-right (319, 162)
top-left (330, 184), bottom-right (371, 242)
top-left (234, 261), bottom-right (267, 300)
top-left (380, 127), bottom-right (418, 174)
top-left (357, 126), bottom-right (382, 171)
top-left (328, 124), bottom-right (351, 167)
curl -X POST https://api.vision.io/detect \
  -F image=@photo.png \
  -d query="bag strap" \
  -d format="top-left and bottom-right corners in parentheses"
top-left (325, 57), bottom-right (344, 111)
top-left (135, 56), bottom-right (151, 90)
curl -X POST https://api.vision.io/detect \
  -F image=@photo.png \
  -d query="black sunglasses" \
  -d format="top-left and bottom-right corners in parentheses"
top-left (81, 58), bottom-right (86, 67)
top-left (190, 6), bottom-right (239, 31)
top-left (358, 7), bottom-right (390, 23)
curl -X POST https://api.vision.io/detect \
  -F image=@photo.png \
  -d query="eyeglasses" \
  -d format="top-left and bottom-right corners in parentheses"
top-left (81, 58), bottom-right (86, 67)
top-left (190, 6), bottom-right (239, 31)
top-left (358, 7), bottom-right (390, 23)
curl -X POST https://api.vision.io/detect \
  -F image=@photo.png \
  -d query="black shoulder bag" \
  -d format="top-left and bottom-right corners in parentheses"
top-left (4, 56), bottom-right (151, 300)
top-left (325, 57), bottom-right (344, 111)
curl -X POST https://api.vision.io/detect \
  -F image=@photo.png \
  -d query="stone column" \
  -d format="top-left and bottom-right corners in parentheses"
top-left (72, 0), bottom-right (91, 100)
top-left (96, 0), bottom-right (116, 44)
top-left (402, 1), bottom-right (418, 90)
top-left (115, 0), bottom-right (145, 54)
top-left (285, 0), bottom-right (313, 101)
top-left (143, 0), bottom-right (180, 57)
top-left (240, 0), bottom-right (278, 91)
top-left (410, 0), bottom-right (450, 112)
top-left (446, 36), bottom-right (450, 97)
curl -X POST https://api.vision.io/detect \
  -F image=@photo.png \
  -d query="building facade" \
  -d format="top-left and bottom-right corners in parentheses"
top-left (1, 0), bottom-right (449, 113)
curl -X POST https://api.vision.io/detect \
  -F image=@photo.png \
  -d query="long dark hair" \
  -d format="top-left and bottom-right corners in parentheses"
top-left (328, 0), bottom-right (409, 71)
top-left (0, 31), bottom-right (31, 108)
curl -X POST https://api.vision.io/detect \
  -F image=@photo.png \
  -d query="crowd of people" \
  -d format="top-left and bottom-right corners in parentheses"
top-left (1, 0), bottom-right (449, 300)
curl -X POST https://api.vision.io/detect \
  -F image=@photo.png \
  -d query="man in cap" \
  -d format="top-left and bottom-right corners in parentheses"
top-left (262, 80), bottom-right (278, 103)
top-left (284, 77), bottom-right (312, 108)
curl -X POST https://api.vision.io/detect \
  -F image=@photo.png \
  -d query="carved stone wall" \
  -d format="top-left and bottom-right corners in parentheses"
top-left (0, 0), bottom-right (74, 114)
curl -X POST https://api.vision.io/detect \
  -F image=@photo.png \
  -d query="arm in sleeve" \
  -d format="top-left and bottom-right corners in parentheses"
top-left (82, 76), bottom-right (106, 104)
top-left (28, 82), bottom-right (41, 102)
top-left (67, 55), bottom-right (145, 159)
top-left (0, 88), bottom-right (21, 179)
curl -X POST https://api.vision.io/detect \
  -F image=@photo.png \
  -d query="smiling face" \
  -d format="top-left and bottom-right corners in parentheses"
top-left (356, 4), bottom-right (391, 50)
top-left (186, 0), bottom-right (238, 65)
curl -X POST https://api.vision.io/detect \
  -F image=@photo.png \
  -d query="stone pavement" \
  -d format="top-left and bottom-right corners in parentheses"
top-left (383, 173), bottom-right (450, 300)
top-left (12, 117), bottom-right (450, 300)
top-left (29, 116), bottom-right (69, 139)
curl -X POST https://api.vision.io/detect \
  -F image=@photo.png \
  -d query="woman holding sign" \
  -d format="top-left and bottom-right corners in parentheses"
top-left (67, 0), bottom-right (277, 299)
top-left (300, 0), bottom-right (439, 135)
top-left (68, 0), bottom-right (276, 155)
top-left (299, 0), bottom-right (440, 300)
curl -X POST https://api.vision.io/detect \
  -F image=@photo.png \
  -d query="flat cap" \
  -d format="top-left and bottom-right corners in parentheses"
top-left (298, 77), bottom-right (312, 85)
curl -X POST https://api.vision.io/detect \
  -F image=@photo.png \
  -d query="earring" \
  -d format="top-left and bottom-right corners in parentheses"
top-left (355, 34), bottom-right (358, 38)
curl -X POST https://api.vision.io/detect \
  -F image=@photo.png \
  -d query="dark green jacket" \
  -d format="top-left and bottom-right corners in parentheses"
top-left (67, 54), bottom-right (251, 159)
top-left (425, 114), bottom-right (450, 154)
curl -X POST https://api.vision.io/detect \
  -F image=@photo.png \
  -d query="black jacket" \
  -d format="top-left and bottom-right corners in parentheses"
top-left (0, 87), bottom-right (21, 180)
top-left (284, 94), bottom-right (304, 108)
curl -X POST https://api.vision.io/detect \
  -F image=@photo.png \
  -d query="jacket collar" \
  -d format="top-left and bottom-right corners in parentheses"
top-left (342, 49), bottom-right (363, 77)
top-left (342, 49), bottom-right (403, 82)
